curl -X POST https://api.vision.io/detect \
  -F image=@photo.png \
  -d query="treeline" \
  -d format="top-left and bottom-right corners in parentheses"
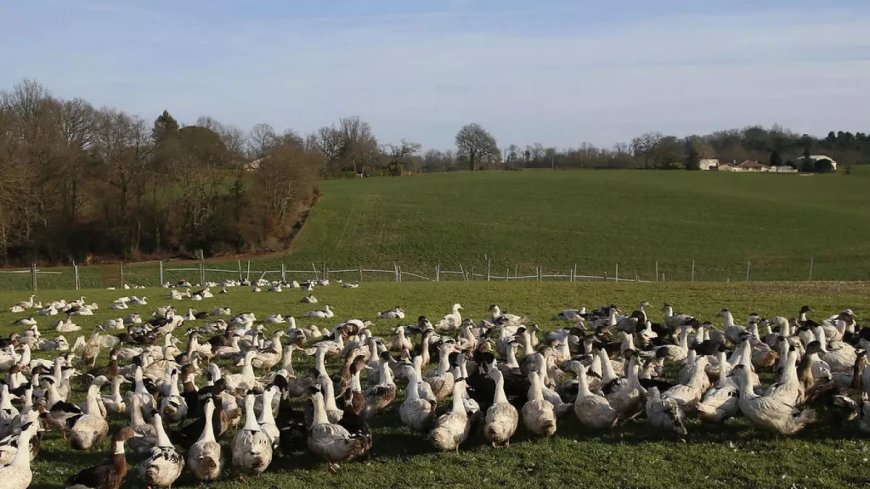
top-left (0, 80), bottom-right (331, 264)
top-left (422, 124), bottom-right (869, 172)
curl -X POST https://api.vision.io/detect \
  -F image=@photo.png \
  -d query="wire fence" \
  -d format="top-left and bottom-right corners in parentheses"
top-left (0, 255), bottom-right (839, 291)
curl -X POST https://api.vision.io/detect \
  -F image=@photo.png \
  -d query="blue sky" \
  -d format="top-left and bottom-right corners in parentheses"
top-left (2, 1), bottom-right (868, 149)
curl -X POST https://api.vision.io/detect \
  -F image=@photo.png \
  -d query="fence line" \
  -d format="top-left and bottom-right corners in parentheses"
top-left (0, 256), bottom-right (840, 290)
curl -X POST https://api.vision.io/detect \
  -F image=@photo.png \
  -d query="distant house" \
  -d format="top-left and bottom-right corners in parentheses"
top-left (699, 158), bottom-right (719, 170)
top-left (771, 165), bottom-right (798, 173)
top-left (715, 163), bottom-right (738, 172)
top-left (243, 158), bottom-right (263, 171)
top-left (736, 160), bottom-right (770, 172)
top-left (798, 154), bottom-right (838, 171)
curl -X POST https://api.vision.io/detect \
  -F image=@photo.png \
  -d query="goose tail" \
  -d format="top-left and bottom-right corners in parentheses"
top-left (790, 408), bottom-right (817, 433)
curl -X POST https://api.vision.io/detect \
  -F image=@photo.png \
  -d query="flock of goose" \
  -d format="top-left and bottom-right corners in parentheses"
top-left (0, 282), bottom-right (867, 489)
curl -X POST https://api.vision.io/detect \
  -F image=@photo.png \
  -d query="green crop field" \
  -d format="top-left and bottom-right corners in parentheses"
top-left (4, 167), bottom-right (869, 291)
top-left (288, 167), bottom-right (870, 282)
top-left (5, 281), bottom-right (869, 489)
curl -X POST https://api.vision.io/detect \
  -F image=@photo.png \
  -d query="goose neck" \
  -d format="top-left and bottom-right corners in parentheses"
top-left (199, 401), bottom-right (216, 442)
top-left (311, 394), bottom-right (329, 425)
top-left (493, 373), bottom-right (508, 404)
top-left (243, 395), bottom-right (260, 431)
top-left (153, 415), bottom-right (172, 447)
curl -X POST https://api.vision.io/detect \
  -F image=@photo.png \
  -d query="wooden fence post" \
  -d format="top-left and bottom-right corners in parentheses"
top-left (435, 263), bottom-right (440, 282)
top-left (505, 267), bottom-right (509, 281)
top-left (691, 260), bottom-right (695, 282)
top-left (159, 260), bottom-right (165, 286)
top-left (246, 261), bottom-right (251, 282)
top-left (573, 263), bottom-right (577, 282)
top-left (359, 266), bottom-right (363, 283)
top-left (615, 263), bottom-right (619, 282)
top-left (199, 260), bottom-right (205, 286)
top-left (119, 262), bottom-right (124, 287)
top-left (73, 261), bottom-right (80, 290)
top-left (808, 257), bottom-right (814, 281)
top-left (487, 259), bottom-right (491, 282)
top-left (459, 264), bottom-right (466, 281)
top-left (746, 261), bottom-right (751, 281)
top-left (394, 263), bottom-right (399, 283)
top-left (655, 261), bottom-right (659, 282)
top-left (31, 263), bottom-right (37, 291)
top-left (237, 260), bottom-right (243, 282)
top-left (281, 264), bottom-right (286, 282)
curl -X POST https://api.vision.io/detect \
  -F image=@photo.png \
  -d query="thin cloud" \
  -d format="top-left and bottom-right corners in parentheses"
top-left (0, 3), bottom-right (867, 149)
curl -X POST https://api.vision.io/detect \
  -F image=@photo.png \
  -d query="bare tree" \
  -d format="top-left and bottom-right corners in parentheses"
top-left (384, 139), bottom-right (421, 175)
top-left (248, 123), bottom-right (280, 160)
top-left (631, 132), bottom-right (663, 169)
top-left (91, 109), bottom-right (152, 227)
top-left (455, 123), bottom-right (499, 171)
top-left (338, 116), bottom-right (378, 174)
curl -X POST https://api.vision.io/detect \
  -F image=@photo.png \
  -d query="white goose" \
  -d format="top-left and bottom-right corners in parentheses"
top-left (733, 365), bottom-right (817, 435)
top-left (101, 375), bottom-right (129, 415)
top-left (697, 350), bottom-right (740, 423)
top-left (187, 398), bottom-right (223, 481)
top-left (814, 325), bottom-right (857, 373)
top-left (69, 384), bottom-right (109, 450)
top-left (378, 307), bottom-right (405, 319)
top-left (429, 380), bottom-right (470, 452)
top-left (306, 305), bottom-right (334, 319)
top-left (159, 369), bottom-right (188, 423)
top-left (522, 372), bottom-right (557, 438)
top-left (484, 367), bottom-right (518, 447)
top-left (0, 422), bottom-right (37, 489)
top-left (573, 362), bottom-right (618, 430)
top-left (140, 414), bottom-right (184, 488)
top-left (257, 387), bottom-right (280, 450)
top-left (399, 363), bottom-right (435, 432)
top-left (435, 303), bottom-right (463, 331)
top-left (232, 392), bottom-right (273, 476)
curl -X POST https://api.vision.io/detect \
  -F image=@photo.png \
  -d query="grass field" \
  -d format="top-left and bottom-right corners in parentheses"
top-left (6, 281), bottom-right (869, 489)
top-left (4, 167), bottom-right (870, 291)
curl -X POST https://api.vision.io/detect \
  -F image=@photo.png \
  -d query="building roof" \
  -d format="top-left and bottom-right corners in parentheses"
top-left (737, 159), bottom-right (768, 169)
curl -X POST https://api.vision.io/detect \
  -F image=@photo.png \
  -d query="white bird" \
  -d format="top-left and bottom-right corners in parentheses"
top-left (188, 398), bottom-right (223, 481)
top-left (232, 393), bottom-right (273, 476)
top-left (435, 303), bottom-right (462, 331)
top-left (141, 414), bottom-right (184, 488)
top-left (306, 305), bottom-right (334, 319)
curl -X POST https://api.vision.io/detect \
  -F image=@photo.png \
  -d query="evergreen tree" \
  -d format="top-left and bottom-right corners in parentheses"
top-left (152, 110), bottom-right (179, 143)
top-left (685, 140), bottom-right (701, 170)
top-left (769, 150), bottom-right (782, 166)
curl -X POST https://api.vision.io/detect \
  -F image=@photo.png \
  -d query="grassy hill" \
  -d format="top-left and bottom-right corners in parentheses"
top-left (282, 166), bottom-right (870, 280)
top-left (4, 167), bottom-right (870, 290)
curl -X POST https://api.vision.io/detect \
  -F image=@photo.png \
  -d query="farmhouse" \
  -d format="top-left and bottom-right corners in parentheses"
top-left (798, 154), bottom-right (838, 170)
top-left (698, 158), bottom-right (719, 170)
top-left (714, 163), bottom-right (738, 172)
top-left (243, 158), bottom-right (263, 171)
top-left (736, 159), bottom-right (769, 171)
top-left (770, 165), bottom-right (798, 173)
